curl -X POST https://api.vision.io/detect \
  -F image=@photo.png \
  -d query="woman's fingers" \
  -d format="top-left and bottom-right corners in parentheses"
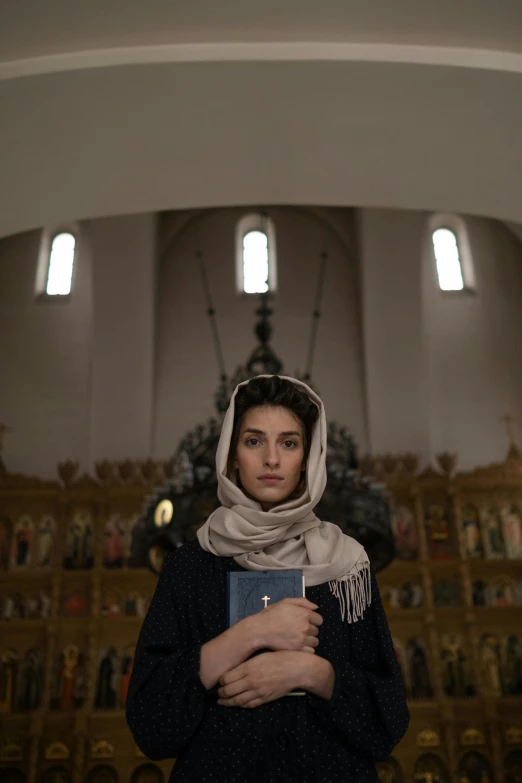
top-left (218, 676), bottom-right (250, 699)
top-left (218, 689), bottom-right (258, 707)
top-left (302, 646), bottom-right (316, 654)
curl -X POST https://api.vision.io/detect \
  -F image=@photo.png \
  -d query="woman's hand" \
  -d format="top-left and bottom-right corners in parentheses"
top-left (217, 651), bottom-right (311, 709)
top-left (246, 597), bottom-right (323, 654)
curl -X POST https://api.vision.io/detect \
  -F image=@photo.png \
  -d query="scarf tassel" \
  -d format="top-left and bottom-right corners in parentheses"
top-left (328, 561), bottom-right (372, 623)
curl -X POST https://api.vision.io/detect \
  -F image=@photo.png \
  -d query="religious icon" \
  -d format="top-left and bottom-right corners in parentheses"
top-left (13, 593), bottom-right (25, 618)
top-left (399, 582), bottom-right (423, 609)
top-left (39, 592), bottom-right (52, 618)
top-left (391, 505), bottom-right (418, 560)
top-left (504, 750), bottom-right (522, 783)
top-left (461, 505), bottom-right (483, 558)
top-left (60, 591), bottom-right (87, 617)
top-left (36, 515), bottom-right (56, 568)
top-left (433, 580), bottom-right (461, 607)
top-left (103, 515), bottom-right (126, 569)
top-left (120, 645), bottom-right (135, 707)
top-left (440, 634), bottom-right (474, 698)
top-left (490, 577), bottom-right (514, 607)
top-left (414, 753), bottom-right (450, 783)
top-left (458, 751), bottom-right (494, 783)
top-left (2, 594), bottom-right (16, 620)
top-left (408, 637), bottom-right (433, 699)
top-left (0, 516), bottom-right (11, 571)
top-left (17, 647), bottom-right (44, 711)
top-left (376, 758), bottom-right (404, 783)
top-left (502, 505), bottom-right (522, 559)
top-left (481, 505), bottom-right (506, 559)
top-left (479, 634), bottom-right (503, 696)
top-left (382, 585), bottom-right (400, 610)
top-left (0, 649), bottom-right (19, 713)
top-left (425, 504), bottom-right (453, 560)
top-left (40, 766), bottom-right (73, 783)
top-left (63, 511), bottom-right (94, 570)
top-left (25, 593), bottom-right (41, 619)
top-left (52, 645), bottom-right (85, 710)
top-left (9, 516), bottom-right (33, 569)
top-left (502, 634), bottom-right (522, 696)
top-left (101, 590), bottom-right (123, 618)
top-left (95, 647), bottom-right (119, 709)
top-left (125, 591), bottom-right (147, 617)
top-left (472, 579), bottom-right (490, 607)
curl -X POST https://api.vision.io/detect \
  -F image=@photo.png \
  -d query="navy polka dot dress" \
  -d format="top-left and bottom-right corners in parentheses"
top-left (126, 541), bottom-right (409, 782)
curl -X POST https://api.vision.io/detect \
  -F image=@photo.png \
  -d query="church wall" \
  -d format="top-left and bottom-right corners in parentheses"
top-left (423, 218), bottom-right (522, 469)
top-left (87, 214), bottom-right (157, 467)
top-left (359, 208), bottom-right (431, 462)
top-left (0, 227), bottom-right (93, 478)
top-left (153, 207), bottom-right (368, 457)
top-left (1, 208), bottom-right (521, 480)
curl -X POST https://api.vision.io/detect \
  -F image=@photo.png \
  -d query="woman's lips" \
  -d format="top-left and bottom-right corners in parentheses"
top-left (258, 476), bottom-right (283, 485)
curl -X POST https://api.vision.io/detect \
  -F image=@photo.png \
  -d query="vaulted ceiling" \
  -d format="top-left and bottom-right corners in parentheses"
top-left (1, 0), bottom-right (521, 238)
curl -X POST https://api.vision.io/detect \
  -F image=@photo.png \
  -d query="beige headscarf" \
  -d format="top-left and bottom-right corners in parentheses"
top-left (197, 375), bottom-right (371, 623)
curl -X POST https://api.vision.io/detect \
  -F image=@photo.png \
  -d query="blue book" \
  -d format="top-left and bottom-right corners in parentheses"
top-left (226, 569), bottom-right (307, 696)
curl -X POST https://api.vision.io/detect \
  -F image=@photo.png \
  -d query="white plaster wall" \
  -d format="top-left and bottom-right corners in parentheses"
top-left (0, 227), bottom-right (92, 477)
top-left (153, 207), bottom-right (367, 457)
top-left (423, 217), bottom-right (522, 469)
top-left (87, 214), bottom-right (156, 465)
top-left (359, 209), bottom-right (431, 461)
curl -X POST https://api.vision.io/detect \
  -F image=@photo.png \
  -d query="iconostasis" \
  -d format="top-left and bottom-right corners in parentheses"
top-left (0, 449), bottom-right (521, 783)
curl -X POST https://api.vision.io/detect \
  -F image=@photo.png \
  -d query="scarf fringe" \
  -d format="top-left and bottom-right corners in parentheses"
top-left (328, 560), bottom-right (372, 623)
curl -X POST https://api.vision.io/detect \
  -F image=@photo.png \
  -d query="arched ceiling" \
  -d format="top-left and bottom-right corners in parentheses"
top-left (0, 0), bottom-right (521, 239)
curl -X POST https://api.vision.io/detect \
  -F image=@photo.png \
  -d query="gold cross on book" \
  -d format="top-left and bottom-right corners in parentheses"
top-left (262, 595), bottom-right (271, 608)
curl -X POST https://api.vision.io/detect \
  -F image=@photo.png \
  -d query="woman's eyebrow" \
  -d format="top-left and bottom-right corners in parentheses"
top-left (243, 428), bottom-right (301, 437)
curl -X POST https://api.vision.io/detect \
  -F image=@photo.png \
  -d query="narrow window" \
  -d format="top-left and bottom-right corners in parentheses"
top-left (243, 229), bottom-right (269, 294)
top-left (432, 228), bottom-right (464, 291)
top-left (236, 214), bottom-right (277, 294)
top-left (46, 232), bottom-right (75, 295)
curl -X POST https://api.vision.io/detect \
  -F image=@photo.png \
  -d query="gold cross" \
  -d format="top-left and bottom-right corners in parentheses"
top-left (262, 595), bottom-right (271, 608)
top-left (500, 414), bottom-right (518, 447)
top-left (0, 423), bottom-right (12, 457)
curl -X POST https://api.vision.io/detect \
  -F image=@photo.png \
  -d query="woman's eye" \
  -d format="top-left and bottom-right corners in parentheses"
top-left (246, 438), bottom-right (259, 447)
top-left (283, 440), bottom-right (297, 448)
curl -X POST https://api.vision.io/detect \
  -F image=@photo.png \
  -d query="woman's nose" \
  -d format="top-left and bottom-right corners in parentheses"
top-left (264, 448), bottom-right (279, 467)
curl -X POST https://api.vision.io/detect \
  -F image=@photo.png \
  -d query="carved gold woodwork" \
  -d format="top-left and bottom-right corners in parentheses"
top-left (505, 726), bottom-right (522, 744)
top-left (416, 728), bottom-right (441, 747)
top-left (460, 727), bottom-right (486, 746)
top-left (0, 737), bottom-right (23, 761)
top-left (91, 739), bottom-right (115, 759)
top-left (45, 741), bottom-right (69, 760)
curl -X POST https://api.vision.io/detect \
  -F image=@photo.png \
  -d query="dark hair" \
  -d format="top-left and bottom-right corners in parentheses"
top-left (230, 376), bottom-right (319, 462)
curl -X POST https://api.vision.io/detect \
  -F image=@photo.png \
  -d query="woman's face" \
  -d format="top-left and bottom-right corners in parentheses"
top-left (234, 405), bottom-right (305, 511)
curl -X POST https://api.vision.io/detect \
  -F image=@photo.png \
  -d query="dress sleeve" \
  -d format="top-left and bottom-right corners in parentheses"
top-left (125, 548), bottom-right (209, 760)
top-left (306, 567), bottom-right (410, 760)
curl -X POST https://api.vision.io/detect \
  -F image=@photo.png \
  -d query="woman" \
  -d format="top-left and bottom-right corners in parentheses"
top-left (126, 375), bottom-right (409, 782)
